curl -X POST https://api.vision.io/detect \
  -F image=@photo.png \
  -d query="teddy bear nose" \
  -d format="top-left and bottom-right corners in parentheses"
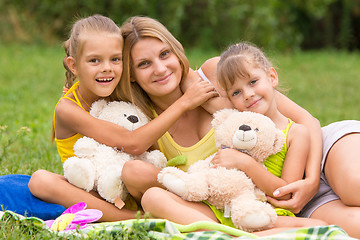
top-left (239, 124), bottom-right (251, 131)
top-left (127, 115), bottom-right (139, 123)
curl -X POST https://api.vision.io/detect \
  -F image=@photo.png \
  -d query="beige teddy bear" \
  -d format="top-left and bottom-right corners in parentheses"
top-left (63, 100), bottom-right (167, 208)
top-left (158, 109), bottom-right (285, 232)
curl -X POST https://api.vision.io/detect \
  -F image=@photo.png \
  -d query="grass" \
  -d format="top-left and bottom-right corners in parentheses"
top-left (273, 50), bottom-right (360, 125)
top-left (0, 43), bottom-right (359, 238)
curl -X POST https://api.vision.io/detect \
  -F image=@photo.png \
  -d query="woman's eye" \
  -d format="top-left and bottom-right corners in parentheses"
top-left (160, 50), bottom-right (170, 58)
top-left (138, 61), bottom-right (149, 68)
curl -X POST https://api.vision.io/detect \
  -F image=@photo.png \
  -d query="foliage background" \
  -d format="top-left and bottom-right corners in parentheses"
top-left (1, 0), bottom-right (360, 51)
top-left (0, 1), bottom-right (360, 172)
top-left (0, 2), bottom-right (359, 238)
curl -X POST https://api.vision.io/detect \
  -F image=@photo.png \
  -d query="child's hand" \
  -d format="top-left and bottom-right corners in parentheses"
top-left (181, 77), bottom-right (218, 111)
top-left (210, 148), bottom-right (252, 170)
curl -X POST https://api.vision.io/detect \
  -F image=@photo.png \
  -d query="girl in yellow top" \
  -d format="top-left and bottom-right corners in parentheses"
top-left (119, 17), bottom-right (325, 235)
top-left (28, 14), bottom-right (218, 222)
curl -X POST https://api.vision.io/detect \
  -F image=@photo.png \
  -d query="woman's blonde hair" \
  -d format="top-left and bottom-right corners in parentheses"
top-left (63, 14), bottom-right (122, 91)
top-left (114, 16), bottom-right (189, 119)
top-left (217, 42), bottom-right (273, 91)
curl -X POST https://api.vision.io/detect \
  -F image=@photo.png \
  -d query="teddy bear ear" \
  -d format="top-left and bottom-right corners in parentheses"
top-left (211, 108), bottom-right (238, 128)
top-left (89, 99), bottom-right (107, 117)
top-left (272, 129), bottom-right (286, 153)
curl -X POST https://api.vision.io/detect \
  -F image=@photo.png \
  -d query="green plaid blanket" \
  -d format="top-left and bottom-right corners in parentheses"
top-left (0, 210), bottom-right (356, 239)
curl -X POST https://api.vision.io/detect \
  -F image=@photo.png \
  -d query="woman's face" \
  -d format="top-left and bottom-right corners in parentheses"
top-left (131, 37), bottom-right (182, 100)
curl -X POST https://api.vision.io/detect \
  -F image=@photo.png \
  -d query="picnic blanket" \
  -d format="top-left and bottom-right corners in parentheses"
top-left (0, 209), bottom-right (356, 240)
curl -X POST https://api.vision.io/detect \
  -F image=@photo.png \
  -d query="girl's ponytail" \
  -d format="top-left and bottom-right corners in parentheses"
top-left (63, 39), bottom-right (76, 90)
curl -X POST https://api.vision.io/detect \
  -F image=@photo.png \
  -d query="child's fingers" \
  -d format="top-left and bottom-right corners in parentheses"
top-left (200, 82), bottom-right (219, 96)
top-left (63, 87), bottom-right (69, 94)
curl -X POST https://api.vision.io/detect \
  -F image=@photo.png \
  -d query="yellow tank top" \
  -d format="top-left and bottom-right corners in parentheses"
top-left (157, 130), bottom-right (217, 171)
top-left (54, 82), bottom-right (88, 163)
top-left (264, 119), bottom-right (294, 177)
top-left (154, 111), bottom-right (218, 171)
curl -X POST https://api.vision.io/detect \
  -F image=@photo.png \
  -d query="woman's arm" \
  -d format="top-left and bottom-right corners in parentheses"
top-left (267, 92), bottom-right (322, 212)
top-left (276, 123), bottom-right (310, 199)
top-left (56, 78), bottom-right (218, 156)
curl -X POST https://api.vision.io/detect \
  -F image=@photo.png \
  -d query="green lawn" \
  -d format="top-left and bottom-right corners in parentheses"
top-left (0, 44), bottom-right (359, 238)
top-left (1, 45), bottom-right (359, 175)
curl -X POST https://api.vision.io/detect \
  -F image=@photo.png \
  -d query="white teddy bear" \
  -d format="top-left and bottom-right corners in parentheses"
top-left (63, 100), bottom-right (167, 208)
top-left (158, 109), bottom-right (286, 232)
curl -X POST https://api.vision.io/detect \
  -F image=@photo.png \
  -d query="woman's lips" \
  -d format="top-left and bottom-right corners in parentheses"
top-left (154, 73), bottom-right (172, 84)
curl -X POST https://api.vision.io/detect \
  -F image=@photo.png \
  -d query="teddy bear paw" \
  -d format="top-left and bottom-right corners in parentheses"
top-left (239, 211), bottom-right (273, 230)
top-left (63, 157), bottom-right (96, 192)
top-left (97, 167), bottom-right (125, 203)
top-left (161, 173), bottom-right (187, 197)
top-left (158, 170), bottom-right (187, 197)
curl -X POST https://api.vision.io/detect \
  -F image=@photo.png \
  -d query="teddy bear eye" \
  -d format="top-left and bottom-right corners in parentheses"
top-left (123, 114), bottom-right (127, 117)
top-left (254, 128), bottom-right (259, 132)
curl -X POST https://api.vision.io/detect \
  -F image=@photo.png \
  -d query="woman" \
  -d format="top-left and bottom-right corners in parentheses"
top-left (118, 16), bottom-right (325, 235)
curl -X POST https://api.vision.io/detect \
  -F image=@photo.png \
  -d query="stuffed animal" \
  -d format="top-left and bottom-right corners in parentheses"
top-left (158, 109), bottom-right (286, 232)
top-left (63, 100), bottom-right (167, 208)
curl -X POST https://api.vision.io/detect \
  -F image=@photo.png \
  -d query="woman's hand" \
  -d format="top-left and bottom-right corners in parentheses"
top-left (266, 178), bottom-right (319, 214)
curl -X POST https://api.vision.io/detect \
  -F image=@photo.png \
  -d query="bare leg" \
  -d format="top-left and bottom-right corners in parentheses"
top-left (274, 215), bottom-right (326, 228)
top-left (141, 187), bottom-right (218, 224)
top-left (122, 160), bottom-right (162, 202)
top-left (142, 187), bottom-right (326, 237)
top-left (28, 169), bottom-right (138, 222)
top-left (324, 133), bottom-right (360, 206)
top-left (311, 200), bottom-right (360, 238)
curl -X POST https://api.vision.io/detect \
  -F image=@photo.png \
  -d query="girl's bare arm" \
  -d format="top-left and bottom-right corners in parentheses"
top-left (55, 79), bottom-right (217, 156)
top-left (182, 57), bottom-right (233, 114)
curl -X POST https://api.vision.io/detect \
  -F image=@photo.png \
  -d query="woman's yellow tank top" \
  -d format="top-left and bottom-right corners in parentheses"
top-left (154, 111), bottom-right (218, 171)
top-left (54, 82), bottom-right (88, 163)
top-left (157, 130), bottom-right (217, 171)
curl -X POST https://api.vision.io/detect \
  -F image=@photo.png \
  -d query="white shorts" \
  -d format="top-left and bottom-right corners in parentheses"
top-left (298, 120), bottom-right (360, 218)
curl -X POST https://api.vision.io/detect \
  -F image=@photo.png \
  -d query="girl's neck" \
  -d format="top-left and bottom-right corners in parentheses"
top-left (77, 85), bottom-right (101, 111)
top-left (266, 109), bottom-right (289, 130)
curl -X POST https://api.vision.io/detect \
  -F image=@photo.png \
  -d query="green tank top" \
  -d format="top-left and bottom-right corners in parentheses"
top-left (264, 119), bottom-right (294, 177)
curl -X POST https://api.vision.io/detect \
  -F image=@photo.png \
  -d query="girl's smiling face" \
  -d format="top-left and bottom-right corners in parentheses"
top-left (131, 37), bottom-right (183, 101)
top-left (67, 32), bottom-right (123, 103)
top-left (226, 65), bottom-right (278, 116)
